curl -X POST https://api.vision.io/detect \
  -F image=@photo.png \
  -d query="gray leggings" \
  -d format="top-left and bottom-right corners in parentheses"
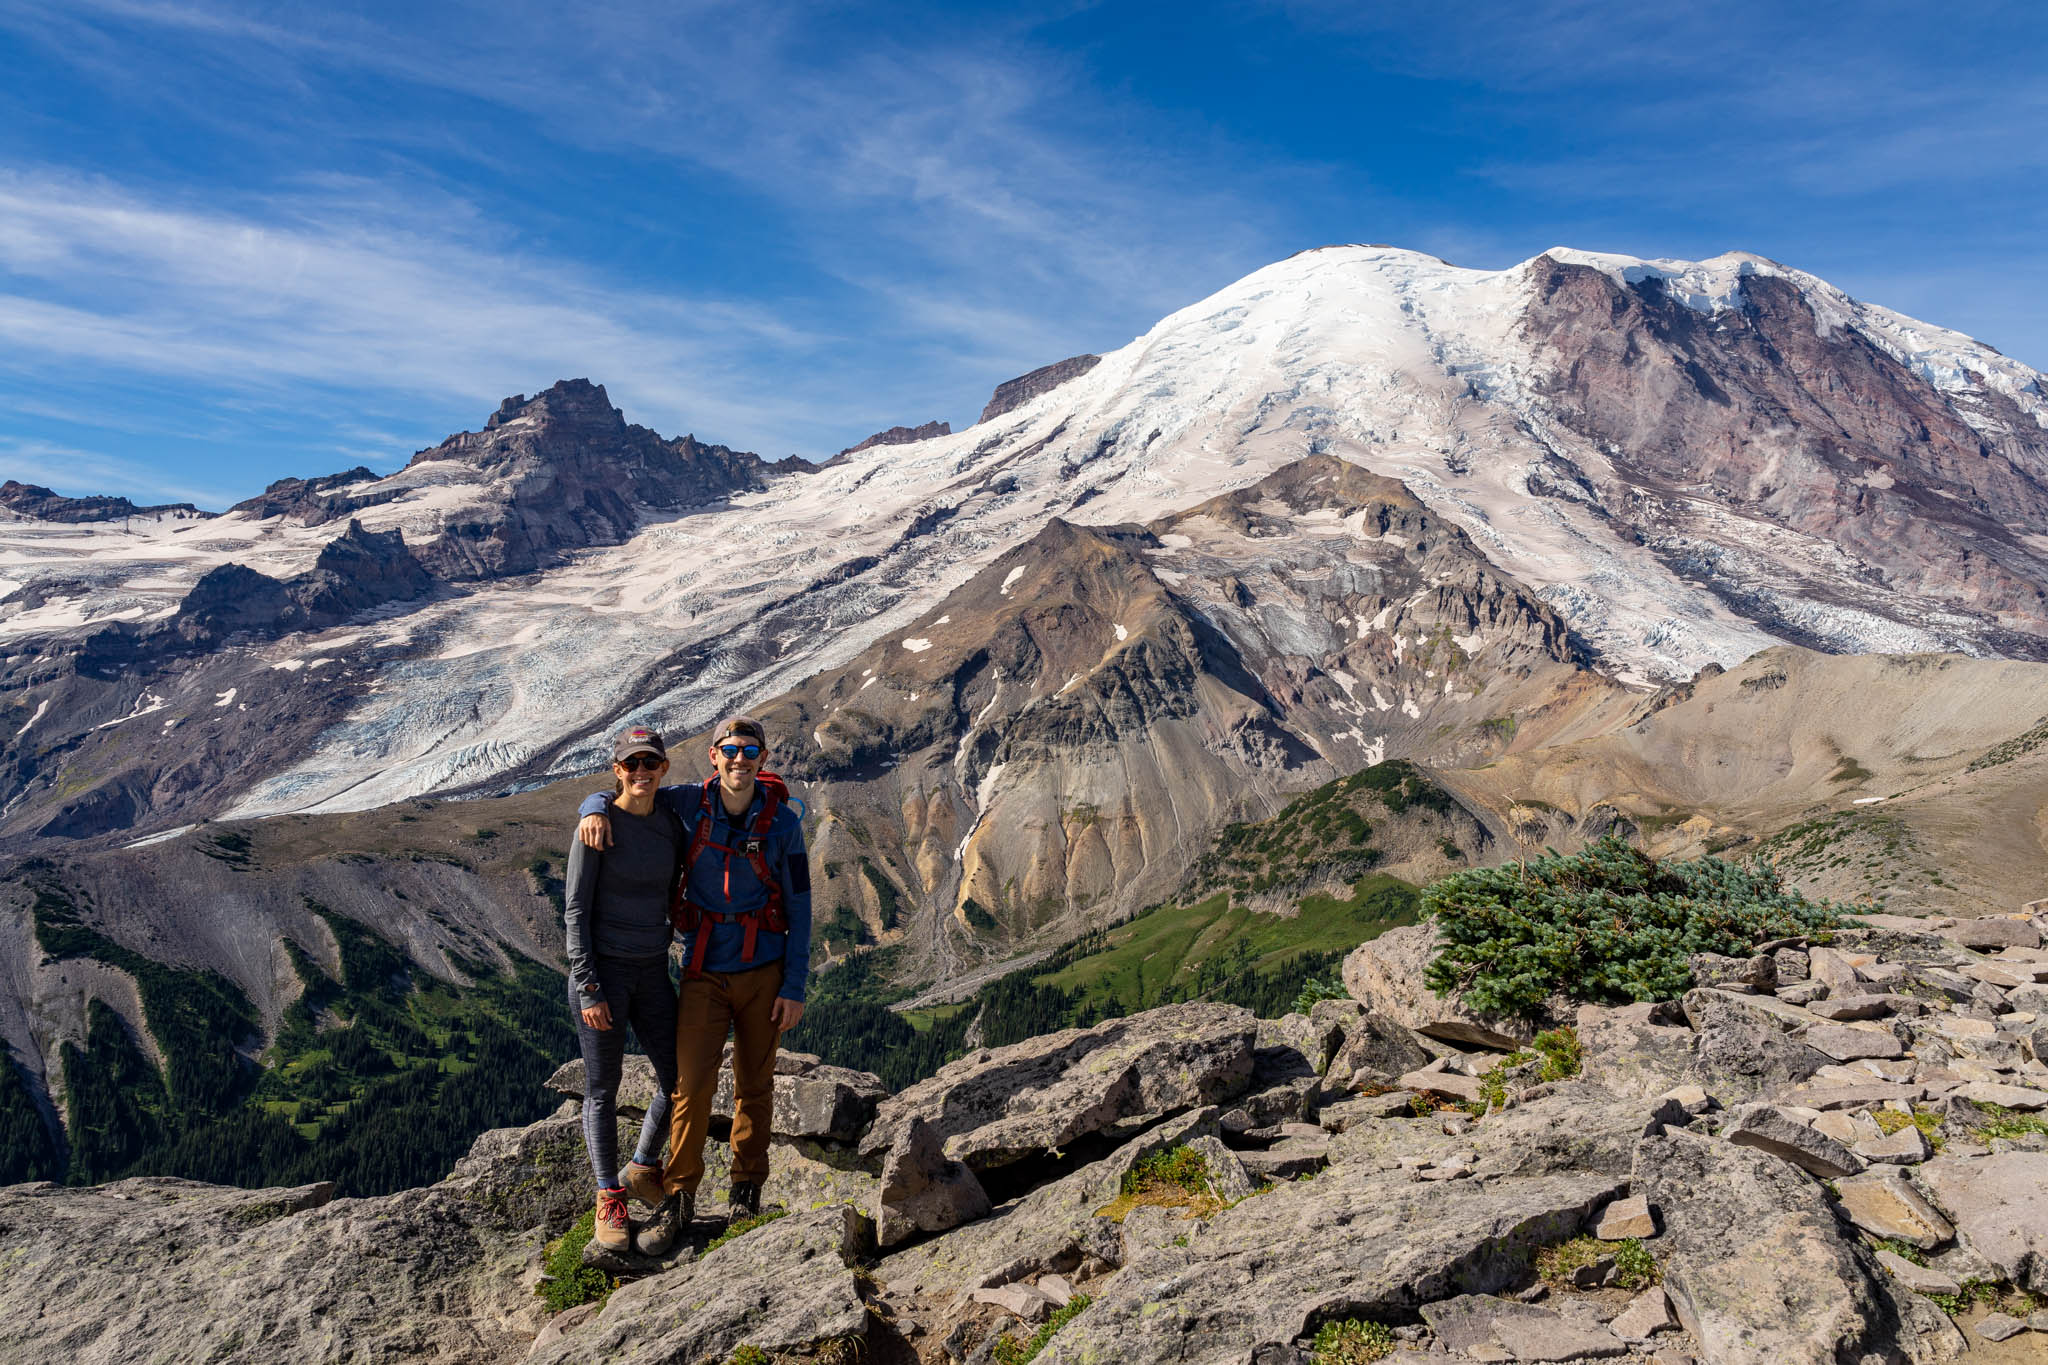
top-left (570, 955), bottom-right (679, 1190)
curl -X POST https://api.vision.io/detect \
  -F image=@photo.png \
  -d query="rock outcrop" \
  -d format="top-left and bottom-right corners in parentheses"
top-left (834, 420), bottom-right (951, 459)
top-left (3, 904), bottom-right (2045, 1364)
top-left (0, 480), bottom-right (209, 522)
top-left (977, 354), bottom-right (1101, 423)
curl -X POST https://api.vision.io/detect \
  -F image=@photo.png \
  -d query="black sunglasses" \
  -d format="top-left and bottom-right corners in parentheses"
top-left (717, 743), bottom-right (763, 759)
top-left (615, 754), bottom-right (667, 772)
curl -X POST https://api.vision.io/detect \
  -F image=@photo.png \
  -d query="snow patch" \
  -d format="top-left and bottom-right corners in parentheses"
top-left (998, 566), bottom-right (1025, 596)
top-left (1401, 696), bottom-right (1421, 719)
top-left (1853, 796), bottom-right (1889, 805)
top-left (1370, 687), bottom-right (1392, 712)
top-left (272, 659), bottom-right (305, 672)
top-left (901, 638), bottom-right (931, 653)
top-left (213, 688), bottom-right (237, 707)
top-left (14, 697), bottom-right (49, 737)
top-left (124, 824), bottom-right (196, 850)
top-left (96, 691), bottom-right (168, 729)
top-left (1114, 624), bottom-right (1128, 641)
top-left (1155, 533), bottom-right (1192, 549)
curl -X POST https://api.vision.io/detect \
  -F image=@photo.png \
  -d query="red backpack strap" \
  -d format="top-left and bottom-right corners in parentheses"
top-left (670, 779), bottom-right (720, 940)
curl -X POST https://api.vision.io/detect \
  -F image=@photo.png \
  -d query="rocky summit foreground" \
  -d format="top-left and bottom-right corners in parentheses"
top-left (4, 909), bottom-right (2048, 1364)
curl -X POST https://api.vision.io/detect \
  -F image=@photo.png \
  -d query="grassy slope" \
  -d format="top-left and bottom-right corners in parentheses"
top-left (1035, 875), bottom-right (1417, 1015)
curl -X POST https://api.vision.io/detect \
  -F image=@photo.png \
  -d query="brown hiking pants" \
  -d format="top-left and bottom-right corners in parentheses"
top-left (661, 960), bottom-right (784, 1196)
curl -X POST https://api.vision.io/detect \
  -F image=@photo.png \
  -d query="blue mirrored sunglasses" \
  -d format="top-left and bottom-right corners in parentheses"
top-left (717, 743), bottom-right (763, 759)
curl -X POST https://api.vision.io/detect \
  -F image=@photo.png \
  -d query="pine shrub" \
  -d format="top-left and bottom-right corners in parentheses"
top-left (1422, 836), bottom-right (1846, 1016)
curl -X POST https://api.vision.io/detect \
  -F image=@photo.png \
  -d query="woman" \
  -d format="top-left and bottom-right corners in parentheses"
top-left (562, 725), bottom-right (685, 1255)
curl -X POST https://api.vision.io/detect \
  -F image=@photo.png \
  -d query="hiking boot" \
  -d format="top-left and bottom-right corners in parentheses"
top-left (634, 1192), bottom-right (689, 1257)
top-left (726, 1181), bottom-right (762, 1225)
top-left (593, 1188), bottom-right (632, 1252)
top-left (620, 1160), bottom-right (665, 1207)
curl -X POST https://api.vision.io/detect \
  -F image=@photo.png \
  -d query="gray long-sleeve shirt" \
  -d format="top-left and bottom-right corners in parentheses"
top-left (563, 802), bottom-right (680, 1000)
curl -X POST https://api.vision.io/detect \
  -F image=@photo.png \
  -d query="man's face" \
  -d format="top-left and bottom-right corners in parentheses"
top-left (710, 736), bottom-right (766, 787)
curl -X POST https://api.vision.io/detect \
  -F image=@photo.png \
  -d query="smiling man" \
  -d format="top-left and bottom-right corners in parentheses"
top-left (576, 714), bottom-right (811, 1247)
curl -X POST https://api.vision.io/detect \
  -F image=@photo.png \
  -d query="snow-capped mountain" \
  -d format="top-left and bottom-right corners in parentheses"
top-left (4, 244), bottom-right (2046, 860)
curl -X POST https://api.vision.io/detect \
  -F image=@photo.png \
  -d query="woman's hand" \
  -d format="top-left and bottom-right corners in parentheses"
top-left (578, 814), bottom-right (612, 849)
top-left (581, 1001), bottom-right (614, 1031)
top-left (770, 997), bottom-right (804, 1032)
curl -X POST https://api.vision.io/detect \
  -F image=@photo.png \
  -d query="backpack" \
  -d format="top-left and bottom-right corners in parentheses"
top-left (668, 773), bottom-right (793, 977)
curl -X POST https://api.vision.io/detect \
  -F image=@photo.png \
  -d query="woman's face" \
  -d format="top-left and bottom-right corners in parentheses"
top-left (614, 754), bottom-right (668, 799)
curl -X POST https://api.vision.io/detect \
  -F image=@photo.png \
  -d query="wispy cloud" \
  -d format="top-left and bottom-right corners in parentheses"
top-left (0, 436), bottom-right (244, 508)
top-left (0, 168), bottom-right (853, 452)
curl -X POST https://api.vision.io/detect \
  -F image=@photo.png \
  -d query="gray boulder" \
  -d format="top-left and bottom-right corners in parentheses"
top-left (1340, 923), bottom-right (1535, 1050)
top-left (1576, 1001), bottom-right (1697, 1101)
top-left (527, 1206), bottom-right (869, 1364)
top-left (546, 1048), bottom-right (888, 1143)
top-left (875, 1115), bottom-right (992, 1249)
top-left (1035, 1165), bottom-right (1624, 1365)
top-left (1913, 1153), bottom-right (2048, 1291)
top-left (1631, 1129), bottom-right (1960, 1364)
top-left (859, 1003), bottom-right (1257, 1169)
top-left (1721, 1103), bottom-right (1867, 1179)
top-left (1682, 989), bottom-right (1832, 1102)
top-left (1939, 918), bottom-right (2043, 951)
top-left (874, 1109), bottom-right (1223, 1298)
top-left (1322, 1009), bottom-right (1432, 1090)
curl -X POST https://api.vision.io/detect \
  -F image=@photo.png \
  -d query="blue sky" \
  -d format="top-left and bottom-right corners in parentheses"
top-left (2, 0), bottom-right (2043, 508)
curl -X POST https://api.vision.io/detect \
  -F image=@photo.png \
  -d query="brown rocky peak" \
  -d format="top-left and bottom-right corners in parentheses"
top-left (978, 354), bottom-right (1101, 424)
top-left (837, 420), bottom-right (952, 458)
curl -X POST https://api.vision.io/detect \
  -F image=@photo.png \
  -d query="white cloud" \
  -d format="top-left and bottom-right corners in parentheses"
top-left (0, 436), bottom-right (243, 507)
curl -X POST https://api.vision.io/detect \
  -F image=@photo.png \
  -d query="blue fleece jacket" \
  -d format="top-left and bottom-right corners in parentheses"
top-left (580, 781), bottom-right (812, 1002)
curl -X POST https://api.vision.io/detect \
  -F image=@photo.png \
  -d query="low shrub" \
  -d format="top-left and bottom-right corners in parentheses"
top-left (1423, 836), bottom-right (1847, 1016)
top-left (1532, 1234), bottom-right (1658, 1291)
top-left (1096, 1145), bottom-right (1225, 1221)
top-left (705, 1206), bottom-right (788, 1254)
top-left (1290, 976), bottom-right (1348, 1014)
top-left (992, 1294), bottom-right (1092, 1365)
top-left (1309, 1317), bottom-right (1394, 1364)
top-left (536, 1208), bottom-right (611, 1313)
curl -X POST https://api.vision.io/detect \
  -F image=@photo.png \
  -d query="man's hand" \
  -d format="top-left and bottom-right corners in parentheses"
top-left (581, 1000), bottom-right (613, 1031)
top-left (770, 996), bottom-right (805, 1032)
top-left (578, 813), bottom-right (612, 850)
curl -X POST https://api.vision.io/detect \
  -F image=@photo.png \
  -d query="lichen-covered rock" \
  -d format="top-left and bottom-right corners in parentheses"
top-left (1576, 1001), bottom-right (1697, 1100)
top-left (1681, 988), bottom-right (1832, 1101)
top-left (1340, 922), bottom-right (1534, 1049)
top-left (1913, 1153), bottom-right (2048, 1292)
top-left (0, 1164), bottom-right (550, 1365)
top-left (876, 1115), bottom-right (992, 1248)
top-left (1322, 1008), bottom-right (1432, 1090)
top-left (526, 1206), bottom-right (870, 1364)
top-left (874, 1109), bottom-right (1222, 1298)
top-left (1034, 1166), bottom-right (1624, 1365)
top-left (858, 1003), bottom-right (1256, 1169)
top-left (1631, 1129), bottom-right (1961, 1364)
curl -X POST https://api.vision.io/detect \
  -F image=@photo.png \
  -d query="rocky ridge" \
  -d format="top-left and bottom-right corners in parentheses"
top-left (6, 902), bottom-right (2046, 1364)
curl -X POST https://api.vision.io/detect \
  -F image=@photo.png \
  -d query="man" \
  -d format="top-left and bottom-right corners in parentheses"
top-left (578, 715), bottom-right (810, 1250)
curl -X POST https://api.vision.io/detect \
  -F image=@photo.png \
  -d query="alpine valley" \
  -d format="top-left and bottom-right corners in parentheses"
top-left (3, 243), bottom-right (2048, 1253)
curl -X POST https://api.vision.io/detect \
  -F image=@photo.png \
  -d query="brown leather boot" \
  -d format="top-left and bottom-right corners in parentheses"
top-left (620, 1160), bottom-right (665, 1207)
top-left (592, 1188), bottom-right (631, 1252)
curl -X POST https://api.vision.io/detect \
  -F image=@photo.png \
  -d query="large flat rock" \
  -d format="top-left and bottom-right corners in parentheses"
top-left (1631, 1129), bottom-right (1959, 1364)
top-left (1035, 1165), bottom-right (1624, 1365)
top-left (526, 1206), bottom-right (869, 1364)
top-left (874, 1109), bottom-right (1220, 1299)
top-left (1914, 1153), bottom-right (2048, 1292)
top-left (859, 1002), bottom-right (1257, 1169)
